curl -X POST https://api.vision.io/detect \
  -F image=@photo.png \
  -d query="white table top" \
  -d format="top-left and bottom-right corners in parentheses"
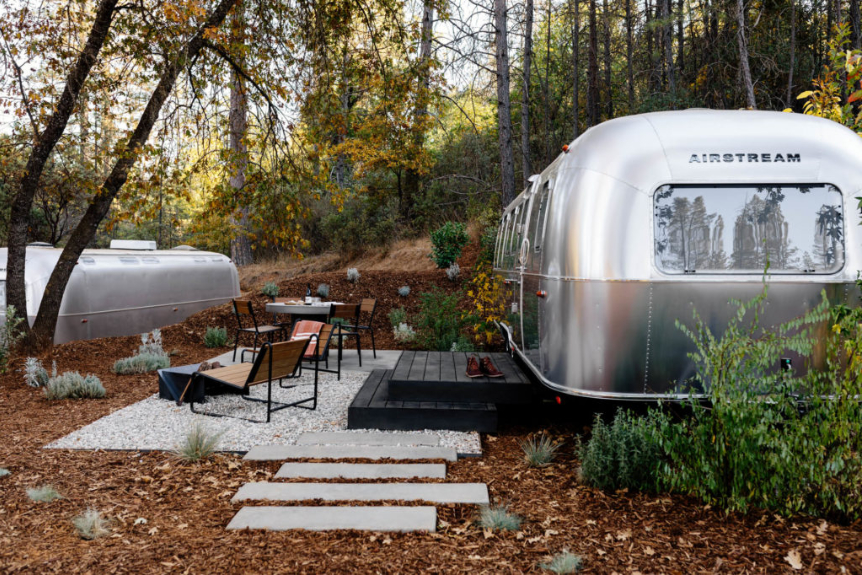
top-left (265, 301), bottom-right (344, 314)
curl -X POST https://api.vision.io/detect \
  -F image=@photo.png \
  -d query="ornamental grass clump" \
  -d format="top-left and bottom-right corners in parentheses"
top-left (174, 421), bottom-right (223, 462)
top-left (261, 282), bottom-right (279, 299)
top-left (22, 357), bottom-right (49, 387)
top-left (204, 327), bottom-right (229, 348)
top-left (478, 504), bottom-right (522, 531)
top-left (539, 551), bottom-right (583, 574)
top-left (520, 434), bottom-right (561, 467)
top-left (27, 485), bottom-right (62, 502)
top-left (113, 330), bottom-right (170, 374)
top-left (45, 371), bottom-right (106, 400)
top-left (446, 263), bottom-right (460, 281)
top-left (73, 508), bottom-right (111, 540)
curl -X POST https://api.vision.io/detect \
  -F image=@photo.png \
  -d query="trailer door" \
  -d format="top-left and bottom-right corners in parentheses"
top-left (520, 179), bottom-right (551, 364)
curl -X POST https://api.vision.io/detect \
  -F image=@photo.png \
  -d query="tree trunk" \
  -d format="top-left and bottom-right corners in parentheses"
top-left (602, 0), bottom-right (612, 118)
top-left (646, 0), bottom-right (655, 92)
top-left (229, 4), bottom-right (253, 267)
top-left (403, 1), bottom-right (434, 217)
top-left (573, 0), bottom-right (581, 138)
top-left (851, 0), bottom-right (861, 50)
top-left (786, 0), bottom-right (796, 107)
top-left (495, 0), bottom-right (516, 208)
top-left (664, 0), bottom-right (676, 98)
top-left (26, 0), bottom-right (240, 350)
top-left (522, 0), bottom-right (534, 187)
top-left (626, 0), bottom-right (634, 112)
top-left (736, 0), bottom-right (756, 109)
top-left (5, 0), bottom-right (118, 332)
top-left (587, 0), bottom-right (599, 127)
top-left (677, 0), bottom-right (684, 76)
top-left (544, 0), bottom-right (552, 164)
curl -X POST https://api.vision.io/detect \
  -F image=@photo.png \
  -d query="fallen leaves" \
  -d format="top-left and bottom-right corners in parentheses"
top-left (785, 549), bottom-right (803, 570)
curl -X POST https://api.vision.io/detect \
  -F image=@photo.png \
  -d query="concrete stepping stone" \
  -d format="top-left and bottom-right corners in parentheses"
top-left (296, 431), bottom-right (440, 447)
top-left (244, 444), bottom-right (457, 462)
top-left (232, 482), bottom-right (489, 504)
top-left (275, 462), bottom-right (446, 480)
top-left (227, 506), bottom-right (437, 532)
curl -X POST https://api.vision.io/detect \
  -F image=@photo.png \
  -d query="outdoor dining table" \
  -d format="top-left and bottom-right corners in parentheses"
top-left (265, 300), bottom-right (345, 326)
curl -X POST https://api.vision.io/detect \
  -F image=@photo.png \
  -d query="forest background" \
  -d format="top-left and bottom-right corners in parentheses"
top-left (1, 0), bottom-right (860, 271)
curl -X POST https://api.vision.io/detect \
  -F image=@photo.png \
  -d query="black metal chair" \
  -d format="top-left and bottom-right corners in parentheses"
top-left (342, 298), bottom-right (377, 358)
top-left (231, 299), bottom-right (286, 362)
top-left (330, 303), bottom-right (363, 367)
top-left (188, 339), bottom-right (313, 423)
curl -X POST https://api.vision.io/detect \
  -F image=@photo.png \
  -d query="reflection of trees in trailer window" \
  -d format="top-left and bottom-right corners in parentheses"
top-left (495, 214), bottom-right (508, 268)
top-left (503, 207), bottom-right (519, 270)
top-left (654, 184), bottom-right (844, 274)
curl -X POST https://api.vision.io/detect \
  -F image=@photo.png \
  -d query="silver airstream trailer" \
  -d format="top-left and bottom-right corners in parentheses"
top-left (0, 243), bottom-right (240, 344)
top-left (494, 109), bottom-right (862, 400)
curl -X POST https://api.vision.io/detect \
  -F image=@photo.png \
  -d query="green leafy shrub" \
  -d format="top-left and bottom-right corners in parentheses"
top-left (388, 307), bottom-right (407, 328)
top-left (174, 421), bottom-right (223, 462)
top-left (22, 357), bottom-right (49, 387)
top-left (317, 283), bottom-right (330, 298)
top-left (204, 327), bottom-right (228, 348)
top-left (429, 221), bottom-right (469, 268)
top-left (73, 508), bottom-right (111, 540)
top-left (539, 551), bottom-right (582, 574)
top-left (45, 372), bottom-right (106, 400)
top-left (520, 434), bottom-right (561, 467)
top-left (0, 306), bottom-right (25, 372)
top-left (577, 409), bottom-right (664, 493)
top-left (261, 282), bottom-right (279, 298)
top-left (27, 485), bottom-right (62, 502)
top-left (114, 331), bottom-right (170, 374)
top-left (415, 288), bottom-right (466, 351)
top-left (653, 287), bottom-right (862, 519)
top-left (478, 504), bottom-right (521, 531)
top-left (449, 336), bottom-right (474, 352)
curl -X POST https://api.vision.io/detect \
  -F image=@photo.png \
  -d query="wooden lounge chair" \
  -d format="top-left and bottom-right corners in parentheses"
top-left (188, 339), bottom-right (313, 423)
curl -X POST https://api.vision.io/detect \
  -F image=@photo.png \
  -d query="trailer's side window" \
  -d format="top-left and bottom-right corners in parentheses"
top-left (654, 184), bottom-right (844, 274)
top-left (531, 180), bottom-right (552, 252)
top-left (504, 206), bottom-right (521, 269)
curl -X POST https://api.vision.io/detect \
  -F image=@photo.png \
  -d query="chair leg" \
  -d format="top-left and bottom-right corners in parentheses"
top-left (233, 333), bottom-right (240, 362)
top-left (369, 327), bottom-right (376, 359)
top-left (266, 379), bottom-right (272, 423)
top-left (356, 333), bottom-right (362, 367)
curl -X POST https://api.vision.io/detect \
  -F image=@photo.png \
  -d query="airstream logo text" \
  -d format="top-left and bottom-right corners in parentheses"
top-left (689, 153), bottom-right (800, 164)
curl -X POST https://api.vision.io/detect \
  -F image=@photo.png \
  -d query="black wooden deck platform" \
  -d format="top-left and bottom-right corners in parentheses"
top-left (348, 370), bottom-right (498, 432)
top-left (347, 352), bottom-right (537, 432)
top-left (388, 351), bottom-right (535, 404)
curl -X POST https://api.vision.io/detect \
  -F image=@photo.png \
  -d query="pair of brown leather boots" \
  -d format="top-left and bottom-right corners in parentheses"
top-left (466, 355), bottom-right (503, 378)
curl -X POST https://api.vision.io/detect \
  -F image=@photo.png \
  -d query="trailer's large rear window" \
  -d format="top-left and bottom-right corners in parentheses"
top-left (654, 184), bottom-right (844, 274)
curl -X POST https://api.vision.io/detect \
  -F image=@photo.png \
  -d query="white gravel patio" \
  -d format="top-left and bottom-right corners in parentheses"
top-left (46, 370), bottom-right (482, 456)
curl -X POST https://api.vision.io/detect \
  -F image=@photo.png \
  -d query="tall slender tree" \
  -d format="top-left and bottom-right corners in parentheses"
top-left (229, 4), bottom-right (253, 267)
top-left (587, 0), bottom-right (599, 126)
top-left (572, 0), bottom-right (581, 137)
top-left (736, 0), bottom-right (757, 108)
top-left (495, 0), bottom-right (516, 207)
top-left (522, 0), bottom-right (534, 186)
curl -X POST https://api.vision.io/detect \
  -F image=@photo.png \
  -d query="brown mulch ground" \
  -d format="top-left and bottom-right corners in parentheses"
top-left (1, 263), bottom-right (861, 573)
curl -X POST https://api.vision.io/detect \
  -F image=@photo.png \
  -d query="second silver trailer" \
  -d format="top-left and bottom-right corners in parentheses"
top-left (494, 109), bottom-right (862, 400)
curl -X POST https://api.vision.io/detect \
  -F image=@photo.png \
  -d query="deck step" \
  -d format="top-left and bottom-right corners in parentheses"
top-left (244, 444), bottom-right (457, 462)
top-left (232, 482), bottom-right (489, 504)
top-left (388, 352), bottom-right (535, 404)
top-left (275, 462), bottom-right (446, 480)
top-left (296, 431), bottom-right (440, 447)
top-left (348, 370), bottom-right (497, 433)
top-left (227, 506), bottom-right (437, 532)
